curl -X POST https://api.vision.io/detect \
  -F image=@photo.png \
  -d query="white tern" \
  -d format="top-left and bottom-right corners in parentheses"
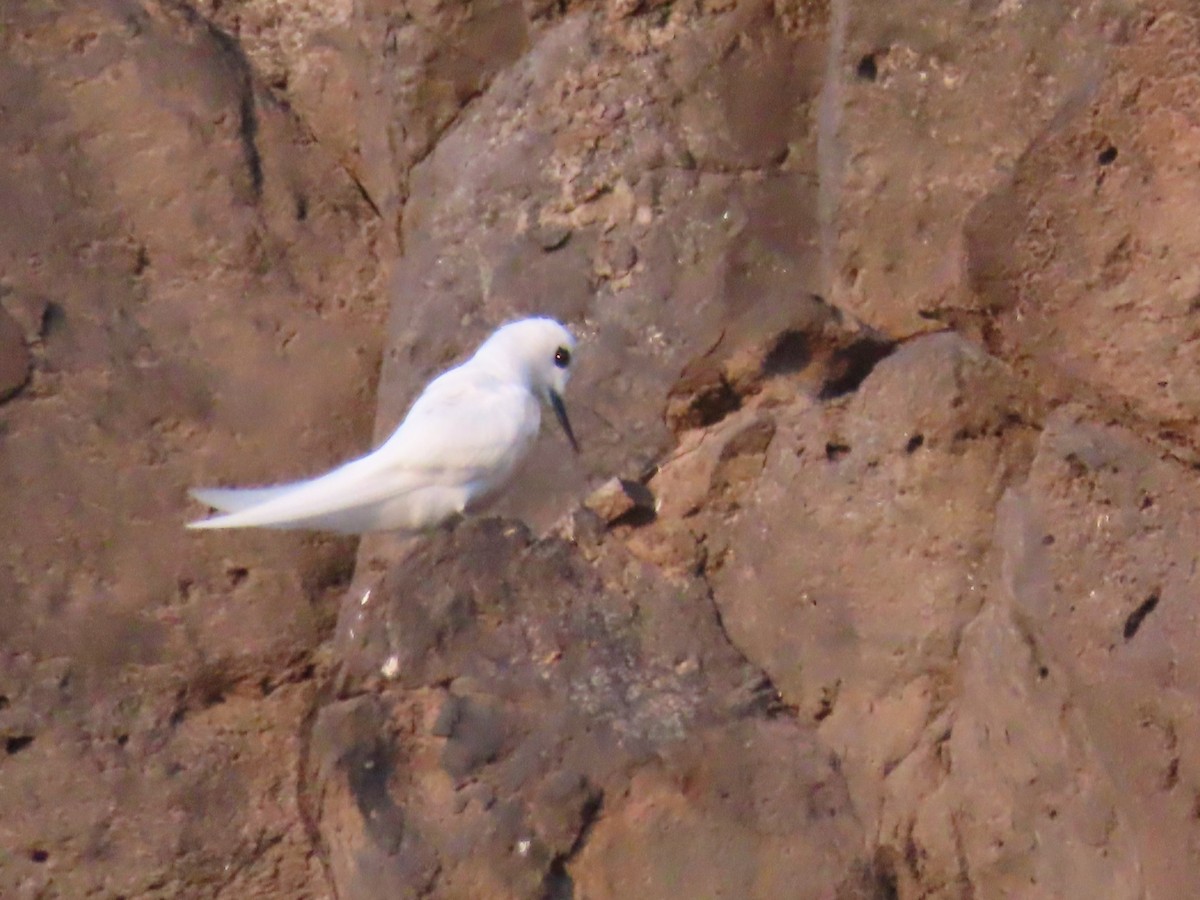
top-left (188, 316), bottom-right (579, 534)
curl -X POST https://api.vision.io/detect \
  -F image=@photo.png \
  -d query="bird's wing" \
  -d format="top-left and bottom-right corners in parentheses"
top-left (375, 373), bottom-right (539, 479)
top-left (188, 376), bottom-right (537, 531)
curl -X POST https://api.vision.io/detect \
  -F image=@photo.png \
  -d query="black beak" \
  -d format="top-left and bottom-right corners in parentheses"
top-left (548, 389), bottom-right (580, 453)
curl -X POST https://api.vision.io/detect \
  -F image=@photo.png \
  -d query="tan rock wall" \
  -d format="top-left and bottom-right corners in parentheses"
top-left (4, 0), bottom-right (1200, 897)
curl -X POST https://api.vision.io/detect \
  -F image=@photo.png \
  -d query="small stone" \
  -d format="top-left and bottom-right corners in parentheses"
top-left (531, 224), bottom-right (571, 252)
top-left (584, 477), bottom-right (656, 526)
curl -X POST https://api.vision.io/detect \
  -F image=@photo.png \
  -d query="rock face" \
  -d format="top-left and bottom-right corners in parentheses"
top-left (5, 0), bottom-right (1200, 898)
top-left (0, 2), bottom-right (385, 896)
top-left (317, 517), bottom-right (862, 898)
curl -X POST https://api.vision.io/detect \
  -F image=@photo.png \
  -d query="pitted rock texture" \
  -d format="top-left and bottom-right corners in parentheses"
top-left (6, 0), bottom-right (1200, 898)
top-left (0, 1), bottom-right (384, 896)
top-left (315, 518), bottom-right (863, 899)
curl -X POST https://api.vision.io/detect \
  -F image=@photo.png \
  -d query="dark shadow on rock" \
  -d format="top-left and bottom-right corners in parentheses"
top-left (818, 337), bottom-right (896, 400)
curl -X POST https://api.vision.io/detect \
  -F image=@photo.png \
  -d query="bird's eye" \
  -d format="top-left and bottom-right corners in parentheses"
top-left (553, 346), bottom-right (571, 369)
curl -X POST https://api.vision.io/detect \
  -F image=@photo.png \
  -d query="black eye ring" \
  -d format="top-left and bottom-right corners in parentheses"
top-left (553, 346), bottom-right (571, 369)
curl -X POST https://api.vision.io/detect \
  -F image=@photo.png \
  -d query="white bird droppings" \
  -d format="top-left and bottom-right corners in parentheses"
top-left (380, 655), bottom-right (401, 680)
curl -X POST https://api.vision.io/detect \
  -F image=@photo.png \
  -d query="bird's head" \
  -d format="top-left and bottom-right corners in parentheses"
top-left (474, 317), bottom-right (579, 452)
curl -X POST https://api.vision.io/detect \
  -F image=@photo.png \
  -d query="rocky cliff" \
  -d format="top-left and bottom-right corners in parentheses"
top-left (2, 0), bottom-right (1196, 897)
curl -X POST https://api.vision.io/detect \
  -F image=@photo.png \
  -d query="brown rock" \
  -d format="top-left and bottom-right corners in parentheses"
top-left (0, 304), bottom-right (30, 401)
top-left (583, 476), bottom-right (656, 525)
top-left (316, 519), bottom-right (865, 899)
top-left (710, 333), bottom-right (1040, 859)
top-left (572, 722), bottom-right (862, 899)
top-left (823, 0), bottom-right (1120, 335)
top-left (965, 5), bottom-right (1200, 456)
top-left (978, 408), bottom-right (1200, 894)
top-left (8, 0), bottom-right (1200, 897)
top-left (0, 1), bottom-right (382, 895)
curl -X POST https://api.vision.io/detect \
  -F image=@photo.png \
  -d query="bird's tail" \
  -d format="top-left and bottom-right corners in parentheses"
top-left (189, 486), bottom-right (297, 513)
top-left (187, 457), bottom-right (411, 534)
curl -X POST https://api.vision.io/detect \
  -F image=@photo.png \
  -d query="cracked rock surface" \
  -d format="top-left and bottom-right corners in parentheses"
top-left (5, 0), bottom-right (1200, 898)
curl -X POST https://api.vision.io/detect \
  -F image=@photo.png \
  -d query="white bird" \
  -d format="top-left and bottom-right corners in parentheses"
top-left (188, 317), bottom-right (579, 534)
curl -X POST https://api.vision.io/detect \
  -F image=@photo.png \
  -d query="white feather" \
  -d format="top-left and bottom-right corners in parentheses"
top-left (187, 317), bottom-right (577, 534)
